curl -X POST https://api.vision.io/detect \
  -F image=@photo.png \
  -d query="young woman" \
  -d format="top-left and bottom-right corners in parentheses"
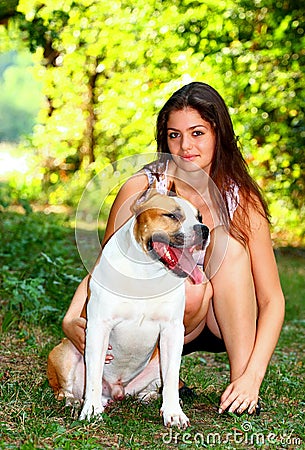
top-left (62, 82), bottom-right (285, 415)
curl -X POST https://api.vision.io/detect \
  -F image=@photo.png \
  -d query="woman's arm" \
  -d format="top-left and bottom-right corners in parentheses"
top-left (244, 210), bottom-right (285, 375)
top-left (219, 207), bottom-right (285, 414)
top-left (62, 275), bottom-right (89, 354)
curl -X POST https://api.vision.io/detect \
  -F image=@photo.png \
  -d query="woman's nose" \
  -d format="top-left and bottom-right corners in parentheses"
top-left (181, 134), bottom-right (192, 151)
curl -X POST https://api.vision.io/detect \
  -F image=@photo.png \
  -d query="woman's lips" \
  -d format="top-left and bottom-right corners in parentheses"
top-left (181, 154), bottom-right (198, 161)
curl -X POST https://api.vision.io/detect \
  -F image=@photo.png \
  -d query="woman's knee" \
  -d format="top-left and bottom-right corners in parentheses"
top-left (206, 228), bottom-right (250, 279)
top-left (184, 280), bottom-right (213, 320)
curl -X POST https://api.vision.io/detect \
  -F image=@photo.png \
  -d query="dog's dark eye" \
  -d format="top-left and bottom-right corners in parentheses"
top-left (163, 213), bottom-right (179, 221)
top-left (197, 211), bottom-right (203, 223)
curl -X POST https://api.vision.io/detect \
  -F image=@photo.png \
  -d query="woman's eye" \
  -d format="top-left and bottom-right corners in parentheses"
top-left (193, 130), bottom-right (204, 136)
top-left (168, 132), bottom-right (179, 139)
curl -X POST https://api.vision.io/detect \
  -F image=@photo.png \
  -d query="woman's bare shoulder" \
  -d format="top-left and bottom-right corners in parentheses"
top-left (102, 171), bottom-right (149, 245)
top-left (119, 171), bottom-right (149, 196)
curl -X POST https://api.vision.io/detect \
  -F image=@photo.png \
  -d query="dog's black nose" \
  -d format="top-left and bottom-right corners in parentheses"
top-left (193, 224), bottom-right (209, 240)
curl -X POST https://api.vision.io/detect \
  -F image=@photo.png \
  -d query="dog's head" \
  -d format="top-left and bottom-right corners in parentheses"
top-left (132, 191), bottom-right (209, 284)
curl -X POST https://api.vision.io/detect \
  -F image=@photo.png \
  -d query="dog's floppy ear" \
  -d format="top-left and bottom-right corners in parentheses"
top-left (133, 188), bottom-right (151, 209)
top-left (132, 188), bottom-right (158, 215)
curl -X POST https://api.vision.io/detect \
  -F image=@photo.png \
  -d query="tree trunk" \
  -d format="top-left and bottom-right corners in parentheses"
top-left (80, 59), bottom-right (99, 167)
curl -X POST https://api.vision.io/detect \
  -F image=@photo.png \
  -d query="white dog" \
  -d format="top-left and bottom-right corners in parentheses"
top-left (47, 191), bottom-right (209, 428)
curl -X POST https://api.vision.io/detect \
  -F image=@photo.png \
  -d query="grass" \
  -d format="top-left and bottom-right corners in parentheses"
top-left (0, 211), bottom-right (304, 449)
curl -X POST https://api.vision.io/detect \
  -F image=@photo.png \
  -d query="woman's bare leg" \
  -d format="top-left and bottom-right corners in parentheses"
top-left (183, 280), bottom-right (212, 344)
top-left (205, 227), bottom-right (257, 381)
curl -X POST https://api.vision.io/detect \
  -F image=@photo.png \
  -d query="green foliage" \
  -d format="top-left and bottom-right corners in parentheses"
top-left (275, 248), bottom-right (305, 321)
top-left (220, 1), bottom-right (305, 242)
top-left (1, 0), bottom-right (304, 243)
top-left (0, 212), bottom-right (86, 332)
top-left (0, 0), bottom-right (19, 22)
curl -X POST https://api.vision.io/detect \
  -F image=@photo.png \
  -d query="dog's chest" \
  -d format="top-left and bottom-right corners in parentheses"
top-left (109, 296), bottom-right (183, 323)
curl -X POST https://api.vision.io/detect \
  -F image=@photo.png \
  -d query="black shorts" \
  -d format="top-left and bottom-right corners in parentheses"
top-left (182, 325), bottom-right (226, 355)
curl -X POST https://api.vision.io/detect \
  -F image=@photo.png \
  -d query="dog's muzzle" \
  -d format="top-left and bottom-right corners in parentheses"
top-left (148, 224), bottom-right (209, 284)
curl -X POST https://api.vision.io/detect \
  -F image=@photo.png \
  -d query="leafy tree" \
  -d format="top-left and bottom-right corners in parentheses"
top-left (221, 1), bottom-right (305, 242)
top-left (1, 0), bottom-right (304, 242)
top-left (0, 0), bottom-right (19, 24)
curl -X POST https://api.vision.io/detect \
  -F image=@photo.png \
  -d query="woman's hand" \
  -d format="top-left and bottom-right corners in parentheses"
top-left (62, 316), bottom-right (113, 363)
top-left (62, 317), bottom-right (87, 354)
top-left (218, 370), bottom-right (261, 415)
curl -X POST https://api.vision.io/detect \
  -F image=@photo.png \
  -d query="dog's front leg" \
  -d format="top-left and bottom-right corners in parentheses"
top-left (79, 321), bottom-right (110, 421)
top-left (159, 322), bottom-right (190, 429)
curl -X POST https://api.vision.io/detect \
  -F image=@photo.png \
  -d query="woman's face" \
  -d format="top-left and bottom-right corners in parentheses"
top-left (166, 107), bottom-right (216, 174)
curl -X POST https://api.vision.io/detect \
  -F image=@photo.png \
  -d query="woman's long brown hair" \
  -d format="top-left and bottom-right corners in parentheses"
top-left (155, 82), bottom-right (269, 244)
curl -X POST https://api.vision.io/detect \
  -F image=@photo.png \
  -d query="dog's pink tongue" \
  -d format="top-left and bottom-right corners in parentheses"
top-left (152, 242), bottom-right (203, 284)
top-left (173, 247), bottom-right (204, 285)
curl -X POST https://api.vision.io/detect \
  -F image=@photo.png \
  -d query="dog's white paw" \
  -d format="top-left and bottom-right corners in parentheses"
top-left (160, 405), bottom-right (190, 429)
top-left (79, 401), bottom-right (104, 421)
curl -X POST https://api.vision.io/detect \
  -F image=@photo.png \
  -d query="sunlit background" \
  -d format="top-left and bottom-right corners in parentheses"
top-left (0, 1), bottom-right (304, 246)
